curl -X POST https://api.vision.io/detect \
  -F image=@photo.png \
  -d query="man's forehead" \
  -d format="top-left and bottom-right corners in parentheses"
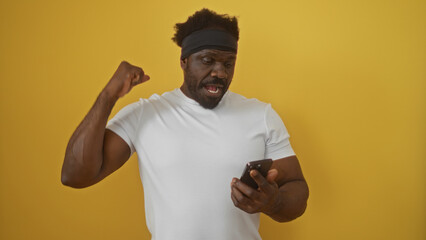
top-left (195, 49), bottom-right (237, 59)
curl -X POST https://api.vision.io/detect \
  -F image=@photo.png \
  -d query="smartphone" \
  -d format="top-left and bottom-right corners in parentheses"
top-left (239, 159), bottom-right (273, 189)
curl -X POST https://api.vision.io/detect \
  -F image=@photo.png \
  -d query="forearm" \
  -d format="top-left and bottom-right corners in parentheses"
top-left (264, 180), bottom-right (309, 222)
top-left (61, 89), bottom-right (118, 187)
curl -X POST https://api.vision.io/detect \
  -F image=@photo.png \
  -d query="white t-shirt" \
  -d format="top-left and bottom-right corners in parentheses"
top-left (107, 88), bottom-right (295, 240)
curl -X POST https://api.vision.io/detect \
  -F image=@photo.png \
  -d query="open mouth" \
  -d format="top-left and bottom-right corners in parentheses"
top-left (203, 85), bottom-right (223, 95)
top-left (205, 85), bottom-right (219, 93)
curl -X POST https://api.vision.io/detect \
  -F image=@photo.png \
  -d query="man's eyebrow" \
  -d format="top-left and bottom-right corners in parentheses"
top-left (222, 55), bottom-right (236, 59)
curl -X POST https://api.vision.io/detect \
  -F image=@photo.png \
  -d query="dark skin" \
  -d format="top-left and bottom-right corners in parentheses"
top-left (180, 49), bottom-right (236, 109)
top-left (231, 156), bottom-right (309, 222)
top-left (181, 49), bottom-right (309, 222)
top-left (61, 61), bottom-right (148, 188)
top-left (62, 49), bottom-right (308, 222)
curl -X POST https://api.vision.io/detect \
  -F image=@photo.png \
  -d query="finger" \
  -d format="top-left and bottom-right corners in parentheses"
top-left (116, 73), bottom-right (133, 97)
top-left (231, 178), bottom-right (238, 188)
top-left (141, 74), bottom-right (150, 82)
top-left (232, 186), bottom-right (248, 203)
top-left (266, 169), bottom-right (278, 184)
top-left (131, 73), bottom-right (140, 85)
top-left (232, 186), bottom-right (257, 207)
top-left (250, 170), bottom-right (270, 191)
top-left (130, 66), bottom-right (146, 81)
top-left (231, 187), bottom-right (256, 212)
top-left (231, 193), bottom-right (239, 207)
top-left (132, 74), bottom-right (150, 86)
top-left (233, 178), bottom-right (260, 200)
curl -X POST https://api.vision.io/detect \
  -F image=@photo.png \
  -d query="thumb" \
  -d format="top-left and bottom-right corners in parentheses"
top-left (266, 169), bottom-right (278, 183)
top-left (141, 74), bottom-right (150, 83)
top-left (132, 74), bottom-right (151, 86)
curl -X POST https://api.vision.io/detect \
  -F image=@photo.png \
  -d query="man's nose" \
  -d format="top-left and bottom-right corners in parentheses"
top-left (211, 63), bottom-right (227, 79)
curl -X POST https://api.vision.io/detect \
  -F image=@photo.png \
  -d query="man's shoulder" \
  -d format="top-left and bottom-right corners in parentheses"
top-left (130, 88), bottom-right (180, 107)
top-left (114, 89), bottom-right (176, 115)
top-left (146, 88), bottom-right (177, 101)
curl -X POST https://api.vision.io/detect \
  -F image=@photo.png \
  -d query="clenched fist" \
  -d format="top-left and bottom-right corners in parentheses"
top-left (104, 61), bottom-right (150, 99)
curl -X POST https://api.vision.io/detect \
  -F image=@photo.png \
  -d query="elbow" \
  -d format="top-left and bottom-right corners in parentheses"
top-left (291, 196), bottom-right (309, 221)
top-left (60, 173), bottom-right (75, 188)
top-left (61, 155), bottom-right (98, 188)
top-left (294, 201), bottom-right (308, 220)
top-left (61, 174), bottom-right (84, 188)
top-left (285, 189), bottom-right (309, 222)
top-left (61, 177), bottom-right (92, 189)
top-left (275, 189), bottom-right (309, 223)
top-left (61, 170), bottom-right (93, 189)
top-left (275, 202), bottom-right (308, 223)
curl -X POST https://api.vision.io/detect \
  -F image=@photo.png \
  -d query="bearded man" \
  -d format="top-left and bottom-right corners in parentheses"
top-left (62, 8), bottom-right (309, 240)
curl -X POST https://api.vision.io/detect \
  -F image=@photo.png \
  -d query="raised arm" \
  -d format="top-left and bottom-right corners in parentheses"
top-left (61, 61), bottom-right (150, 188)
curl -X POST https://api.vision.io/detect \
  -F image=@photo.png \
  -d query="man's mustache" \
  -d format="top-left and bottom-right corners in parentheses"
top-left (200, 77), bottom-right (226, 87)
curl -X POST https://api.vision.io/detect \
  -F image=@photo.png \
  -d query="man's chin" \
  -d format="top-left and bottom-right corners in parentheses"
top-left (196, 94), bottom-right (224, 109)
top-left (198, 98), bottom-right (221, 109)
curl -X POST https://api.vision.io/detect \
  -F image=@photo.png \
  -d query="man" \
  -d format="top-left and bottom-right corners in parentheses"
top-left (62, 8), bottom-right (309, 240)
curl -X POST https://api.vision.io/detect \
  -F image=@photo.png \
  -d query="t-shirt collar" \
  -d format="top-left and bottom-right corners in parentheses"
top-left (175, 88), bottom-right (229, 109)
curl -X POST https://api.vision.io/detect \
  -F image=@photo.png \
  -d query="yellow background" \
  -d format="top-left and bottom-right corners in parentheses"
top-left (1, 0), bottom-right (425, 239)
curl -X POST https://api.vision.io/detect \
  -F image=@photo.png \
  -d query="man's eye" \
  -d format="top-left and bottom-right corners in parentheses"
top-left (202, 57), bottom-right (213, 64)
top-left (225, 62), bottom-right (234, 68)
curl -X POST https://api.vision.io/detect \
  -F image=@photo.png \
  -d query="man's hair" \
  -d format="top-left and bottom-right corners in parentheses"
top-left (172, 8), bottom-right (239, 47)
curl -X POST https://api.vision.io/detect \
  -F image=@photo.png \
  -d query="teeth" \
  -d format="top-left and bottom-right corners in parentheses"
top-left (207, 88), bottom-right (219, 94)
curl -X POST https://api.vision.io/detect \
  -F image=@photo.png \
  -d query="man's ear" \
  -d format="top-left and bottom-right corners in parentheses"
top-left (180, 58), bottom-right (187, 70)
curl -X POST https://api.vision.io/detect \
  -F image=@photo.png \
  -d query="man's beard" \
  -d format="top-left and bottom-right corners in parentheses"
top-left (183, 74), bottom-right (229, 109)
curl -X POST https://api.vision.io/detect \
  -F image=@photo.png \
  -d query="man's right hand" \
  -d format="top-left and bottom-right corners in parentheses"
top-left (104, 61), bottom-right (150, 99)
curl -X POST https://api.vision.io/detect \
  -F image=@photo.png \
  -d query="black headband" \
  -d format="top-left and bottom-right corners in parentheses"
top-left (180, 29), bottom-right (238, 59)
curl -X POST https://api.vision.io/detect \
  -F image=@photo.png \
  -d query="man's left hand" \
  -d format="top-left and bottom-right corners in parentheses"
top-left (230, 169), bottom-right (282, 215)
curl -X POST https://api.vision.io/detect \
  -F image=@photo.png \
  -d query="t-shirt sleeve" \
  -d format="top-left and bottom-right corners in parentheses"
top-left (106, 101), bottom-right (142, 156)
top-left (264, 104), bottom-right (296, 160)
